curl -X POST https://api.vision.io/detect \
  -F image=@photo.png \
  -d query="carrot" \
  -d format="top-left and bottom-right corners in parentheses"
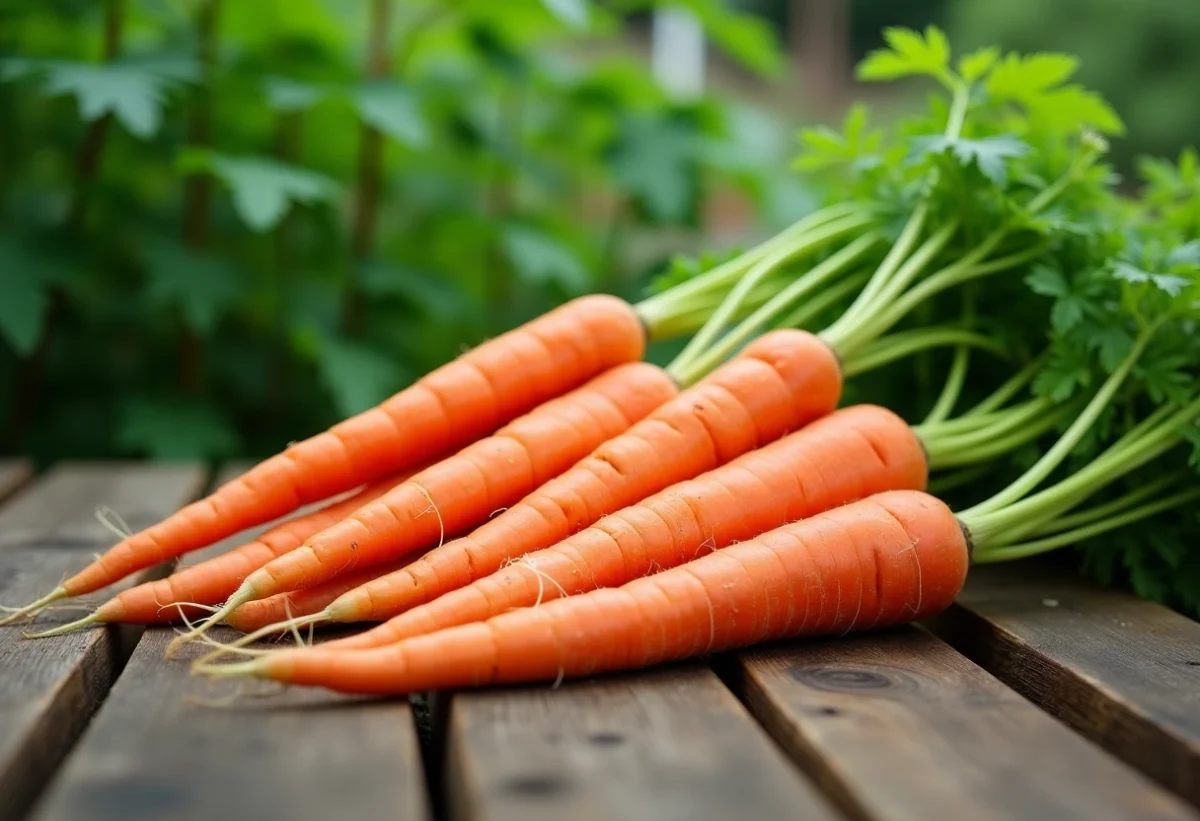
top-left (27, 467), bottom-right (438, 638)
top-left (213, 328), bottom-right (841, 645)
top-left (165, 361), bottom-right (678, 654)
top-left (196, 490), bottom-right (968, 695)
top-left (4, 295), bottom-right (647, 623)
top-left (299, 403), bottom-right (927, 651)
top-left (224, 557), bottom-right (416, 636)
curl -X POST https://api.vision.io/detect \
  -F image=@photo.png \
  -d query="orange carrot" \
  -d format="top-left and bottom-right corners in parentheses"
top-left (217, 329), bottom-right (839, 640)
top-left (7, 295), bottom-right (646, 620)
top-left (224, 558), bottom-right (416, 635)
top-left (87, 471), bottom-right (423, 626)
top-left (167, 361), bottom-right (679, 652)
top-left (198, 490), bottom-right (968, 695)
top-left (312, 404), bottom-right (926, 650)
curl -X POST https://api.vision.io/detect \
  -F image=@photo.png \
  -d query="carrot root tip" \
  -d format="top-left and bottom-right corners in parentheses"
top-left (191, 612), bottom-right (328, 668)
top-left (0, 587), bottom-right (69, 627)
top-left (163, 586), bottom-right (256, 661)
top-left (191, 657), bottom-right (269, 681)
top-left (22, 612), bottom-right (102, 639)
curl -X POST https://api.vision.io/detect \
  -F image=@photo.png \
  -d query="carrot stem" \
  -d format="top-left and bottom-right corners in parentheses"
top-left (1026, 471), bottom-right (1187, 538)
top-left (668, 215), bottom-right (878, 380)
top-left (960, 325), bottom-right (1157, 519)
top-left (824, 201), bottom-right (930, 332)
top-left (668, 230), bottom-right (881, 385)
top-left (635, 203), bottom-right (867, 333)
top-left (820, 219), bottom-right (960, 351)
top-left (922, 346), bottom-right (971, 425)
top-left (840, 326), bottom-right (1002, 380)
top-left (962, 394), bottom-right (1200, 547)
top-left (926, 463), bottom-right (991, 495)
top-left (831, 79), bottom-right (967, 332)
top-left (921, 401), bottom-right (1074, 470)
top-left (775, 270), bottom-right (870, 331)
top-left (650, 281), bottom-right (785, 339)
top-left (960, 352), bottom-right (1048, 418)
top-left (975, 487), bottom-right (1200, 563)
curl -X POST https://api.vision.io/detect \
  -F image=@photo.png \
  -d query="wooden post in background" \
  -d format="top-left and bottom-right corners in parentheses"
top-left (791, 0), bottom-right (850, 115)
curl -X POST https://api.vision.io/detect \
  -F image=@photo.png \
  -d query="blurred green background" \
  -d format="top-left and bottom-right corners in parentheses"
top-left (3, 0), bottom-right (1198, 466)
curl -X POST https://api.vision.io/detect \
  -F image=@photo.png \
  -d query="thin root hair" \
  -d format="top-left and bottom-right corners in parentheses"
top-left (413, 484), bottom-right (446, 549)
top-left (93, 505), bottom-right (134, 540)
top-left (516, 557), bottom-right (568, 607)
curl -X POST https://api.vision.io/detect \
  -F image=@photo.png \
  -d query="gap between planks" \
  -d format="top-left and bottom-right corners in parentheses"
top-left (928, 562), bottom-right (1200, 809)
top-left (26, 464), bottom-right (432, 821)
top-left (729, 626), bottom-right (1198, 821)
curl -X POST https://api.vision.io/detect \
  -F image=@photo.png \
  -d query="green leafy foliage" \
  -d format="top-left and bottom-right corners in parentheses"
top-left (2, 58), bottom-right (195, 138)
top-left (610, 114), bottom-right (702, 223)
top-left (116, 397), bottom-right (239, 461)
top-left (501, 224), bottom-right (589, 293)
top-left (351, 82), bottom-right (429, 148)
top-left (857, 25), bottom-right (952, 85)
top-left (264, 77), bottom-right (323, 112)
top-left (313, 336), bottom-right (409, 418)
top-left (177, 150), bottom-right (342, 232)
top-left (1, 0), bottom-right (789, 467)
top-left (909, 134), bottom-right (1030, 186)
top-left (540, 0), bottom-right (591, 30)
top-left (666, 0), bottom-right (782, 78)
top-left (142, 241), bottom-right (246, 333)
top-left (0, 237), bottom-right (61, 354)
top-left (791, 25), bottom-right (1200, 617)
top-left (950, 0), bottom-right (1200, 168)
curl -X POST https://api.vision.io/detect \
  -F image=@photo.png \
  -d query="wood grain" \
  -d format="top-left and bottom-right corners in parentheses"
top-left (29, 465), bottom-right (431, 821)
top-left (0, 463), bottom-right (206, 821)
top-left (928, 563), bottom-right (1200, 807)
top-left (735, 627), bottom-right (1198, 821)
top-left (445, 664), bottom-right (839, 821)
top-left (0, 461), bottom-right (32, 504)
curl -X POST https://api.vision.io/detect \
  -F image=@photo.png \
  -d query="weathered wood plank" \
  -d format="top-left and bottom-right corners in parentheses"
top-left (29, 465), bottom-right (431, 821)
top-left (734, 627), bottom-right (1199, 821)
top-left (928, 563), bottom-right (1200, 808)
top-left (0, 460), bottom-right (32, 504)
top-left (0, 463), bottom-right (206, 821)
top-left (446, 664), bottom-right (840, 821)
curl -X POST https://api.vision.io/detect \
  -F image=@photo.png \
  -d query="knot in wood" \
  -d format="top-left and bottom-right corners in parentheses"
top-left (789, 664), bottom-right (902, 692)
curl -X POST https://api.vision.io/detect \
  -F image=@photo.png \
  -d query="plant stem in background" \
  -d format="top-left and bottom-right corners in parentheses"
top-left (9, 0), bottom-right (123, 451)
top-left (343, 0), bottom-right (391, 336)
top-left (599, 195), bottom-right (630, 293)
top-left (270, 108), bottom-right (303, 412)
top-left (483, 86), bottom-right (525, 329)
top-left (179, 0), bottom-right (219, 394)
top-left (66, 0), bottom-right (123, 229)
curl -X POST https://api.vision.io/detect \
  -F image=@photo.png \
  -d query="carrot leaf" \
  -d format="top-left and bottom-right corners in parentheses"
top-left (857, 26), bottom-right (953, 86)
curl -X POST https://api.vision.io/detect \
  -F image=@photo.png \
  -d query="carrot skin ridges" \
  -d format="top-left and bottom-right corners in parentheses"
top-left (328, 403), bottom-right (926, 649)
top-left (254, 490), bottom-right (969, 695)
top-left (325, 329), bottom-right (843, 634)
top-left (62, 295), bottom-right (646, 598)
top-left (235, 361), bottom-right (679, 599)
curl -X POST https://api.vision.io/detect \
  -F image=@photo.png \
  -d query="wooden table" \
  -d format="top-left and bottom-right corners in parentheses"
top-left (1, 461), bottom-right (1199, 821)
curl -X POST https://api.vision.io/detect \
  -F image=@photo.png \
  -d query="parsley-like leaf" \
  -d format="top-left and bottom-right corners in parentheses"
top-left (857, 26), bottom-right (952, 85)
top-left (909, 134), bottom-right (1030, 187)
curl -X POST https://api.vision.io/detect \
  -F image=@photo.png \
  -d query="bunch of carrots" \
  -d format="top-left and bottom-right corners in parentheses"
top-left (3, 29), bottom-right (1198, 698)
